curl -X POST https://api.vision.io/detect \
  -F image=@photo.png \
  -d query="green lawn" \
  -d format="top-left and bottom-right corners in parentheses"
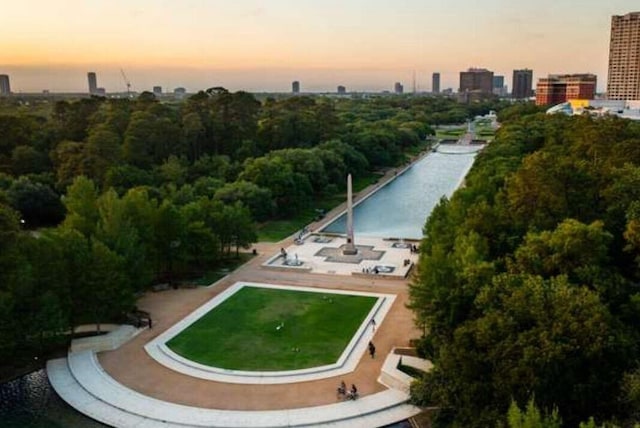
top-left (166, 286), bottom-right (377, 371)
top-left (190, 270), bottom-right (233, 287)
top-left (351, 171), bottom-right (383, 192)
top-left (256, 217), bottom-right (313, 242)
top-left (475, 125), bottom-right (496, 137)
top-left (403, 141), bottom-right (431, 158)
top-left (435, 128), bottom-right (465, 139)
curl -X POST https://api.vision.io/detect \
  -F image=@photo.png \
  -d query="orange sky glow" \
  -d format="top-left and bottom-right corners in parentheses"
top-left (1, 0), bottom-right (637, 92)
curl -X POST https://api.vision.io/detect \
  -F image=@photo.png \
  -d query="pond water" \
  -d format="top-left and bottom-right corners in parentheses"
top-left (0, 369), bottom-right (106, 428)
top-left (323, 145), bottom-right (480, 240)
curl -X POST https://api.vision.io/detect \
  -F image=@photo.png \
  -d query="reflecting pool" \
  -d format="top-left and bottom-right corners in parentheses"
top-left (323, 146), bottom-right (479, 240)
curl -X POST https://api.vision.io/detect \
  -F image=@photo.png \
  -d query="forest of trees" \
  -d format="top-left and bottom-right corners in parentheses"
top-left (0, 90), bottom-right (500, 374)
top-left (409, 107), bottom-right (640, 427)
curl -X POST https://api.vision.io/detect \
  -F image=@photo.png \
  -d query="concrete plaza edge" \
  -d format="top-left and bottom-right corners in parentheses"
top-left (144, 282), bottom-right (396, 384)
top-left (48, 351), bottom-right (422, 427)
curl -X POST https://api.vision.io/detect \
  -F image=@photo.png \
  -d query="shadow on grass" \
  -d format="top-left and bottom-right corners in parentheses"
top-left (180, 253), bottom-right (256, 286)
top-left (257, 173), bottom-right (383, 242)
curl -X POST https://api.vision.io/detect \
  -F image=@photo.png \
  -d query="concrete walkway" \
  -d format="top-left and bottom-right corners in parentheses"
top-left (263, 235), bottom-right (418, 278)
top-left (47, 152), bottom-right (430, 426)
top-left (48, 350), bottom-right (422, 427)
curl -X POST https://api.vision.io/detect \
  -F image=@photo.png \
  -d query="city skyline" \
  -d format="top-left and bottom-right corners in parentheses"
top-left (1, 0), bottom-right (638, 93)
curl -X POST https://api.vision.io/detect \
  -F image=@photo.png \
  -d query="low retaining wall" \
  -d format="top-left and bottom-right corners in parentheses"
top-left (71, 325), bottom-right (142, 353)
top-left (378, 348), bottom-right (433, 394)
top-left (144, 282), bottom-right (397, 384)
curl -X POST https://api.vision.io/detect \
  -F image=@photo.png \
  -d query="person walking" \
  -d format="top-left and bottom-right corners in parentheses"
top-left (368, 341), bottom-right (376, 358)
top-left (349, 384), bottom-right (358, 400)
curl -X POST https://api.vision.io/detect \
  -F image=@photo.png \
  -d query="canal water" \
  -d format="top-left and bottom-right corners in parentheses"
top-left (323, 145), bottom-right (480, 240)
top-left (0, 369), bottom-right (106, 428)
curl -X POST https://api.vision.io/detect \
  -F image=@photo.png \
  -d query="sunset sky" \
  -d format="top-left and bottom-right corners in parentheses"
top-left (1, 0), bottom-right (638, 93)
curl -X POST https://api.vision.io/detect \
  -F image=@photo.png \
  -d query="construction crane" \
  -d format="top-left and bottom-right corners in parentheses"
top-left (120, 68), bottom-right (132, 98)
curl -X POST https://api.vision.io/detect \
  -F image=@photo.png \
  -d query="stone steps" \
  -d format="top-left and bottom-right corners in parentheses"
top-left (48, 350), bottom-right (422, 427)
top-left (48, 358), bottom-right (194, 428)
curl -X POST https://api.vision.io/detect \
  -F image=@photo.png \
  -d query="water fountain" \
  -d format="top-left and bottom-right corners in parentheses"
top-left (282, 254), bottom-right (304, 267)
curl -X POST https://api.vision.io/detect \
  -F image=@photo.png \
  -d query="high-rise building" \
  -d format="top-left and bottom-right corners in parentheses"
top-left (607, 12), bottom-right (640, 100)
top-left (394, 82), bottom-right (404, 94)
top-left (536, 74), bottom-right (597, 106)
top-left (0, 75), bottom-right (10, 95)
top-left (493, 75), bottom-right (504, 90)
top-left (512, 69), bottom-right (534, 99)
top-left (493, 75), bottom-right (506, 96)
top-left (292, 81), bottom-right (300, 94)
top-left (432, 73), bottom-right (440, 93)
top-left (337, 85), bottom-right (346, 94)
top-left (153, 86), bottom-right (162, 95)
top-left (87, 72), bottom-right (98, 95)
top-left (459, 68), bottom-right (494, 94)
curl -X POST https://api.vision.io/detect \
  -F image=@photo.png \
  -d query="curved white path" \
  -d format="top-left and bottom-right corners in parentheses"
top-left (48, 350), bottom-right (422, 427)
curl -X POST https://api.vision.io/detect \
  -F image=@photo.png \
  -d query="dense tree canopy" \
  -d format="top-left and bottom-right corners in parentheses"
top-left (0, 92), bottom-right (501, 371)
top-left (409, 109), bottom-right (640, 427)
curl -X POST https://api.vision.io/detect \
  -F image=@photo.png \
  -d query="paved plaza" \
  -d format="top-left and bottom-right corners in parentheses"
top-left (264, 234), bottom-right (419, 278)
top-left (47, 161), bottom-right (428, 427)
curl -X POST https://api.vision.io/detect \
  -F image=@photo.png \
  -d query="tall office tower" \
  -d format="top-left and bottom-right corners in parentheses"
top-left (493, 75), bottom-right (504, 90)
top-left (153, 86), bottom-right (162, 95)
top-left (0, 75), bottom-right (10, 95)
top-left (512, 69), bottom-right (533, 99)
top-left (493, 75), bottom-right (505, 96)
top-left (394, 82), bottom-right (404, 94)
top-left (459, 68), bottom-right (494, 94)
top-left (535, 74), bottom-right (597, 106)
top-left (432, 72), bottom-right (440, 93)
top-left (292, 81), bottom-right (300, 94)
top-left (88, 72), bottom-right (98, 95)
top-left (607, 12), bottom-right (640, 100)
top-left (337, 85), bottom-right (346, 94)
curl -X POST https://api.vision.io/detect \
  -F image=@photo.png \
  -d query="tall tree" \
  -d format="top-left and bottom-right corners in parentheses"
top-left (62, 176), bottom-right (99, 237)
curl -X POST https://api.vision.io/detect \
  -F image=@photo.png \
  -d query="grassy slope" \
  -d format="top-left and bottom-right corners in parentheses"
top-left (167, 287), bottom-right (376, 371)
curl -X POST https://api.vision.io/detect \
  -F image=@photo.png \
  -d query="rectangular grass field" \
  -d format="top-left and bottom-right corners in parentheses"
top-left (166, 286), bottom-right (377, 371)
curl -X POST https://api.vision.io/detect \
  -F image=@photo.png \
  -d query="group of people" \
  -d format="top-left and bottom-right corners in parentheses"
top-left (335, 342), bottom-right (376, 401)
top-left (337, 381), bottom-right (358, 400)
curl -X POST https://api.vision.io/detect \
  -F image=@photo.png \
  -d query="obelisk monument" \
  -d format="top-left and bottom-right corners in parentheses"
top-left (343, 173), bottom-right (357, 255)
